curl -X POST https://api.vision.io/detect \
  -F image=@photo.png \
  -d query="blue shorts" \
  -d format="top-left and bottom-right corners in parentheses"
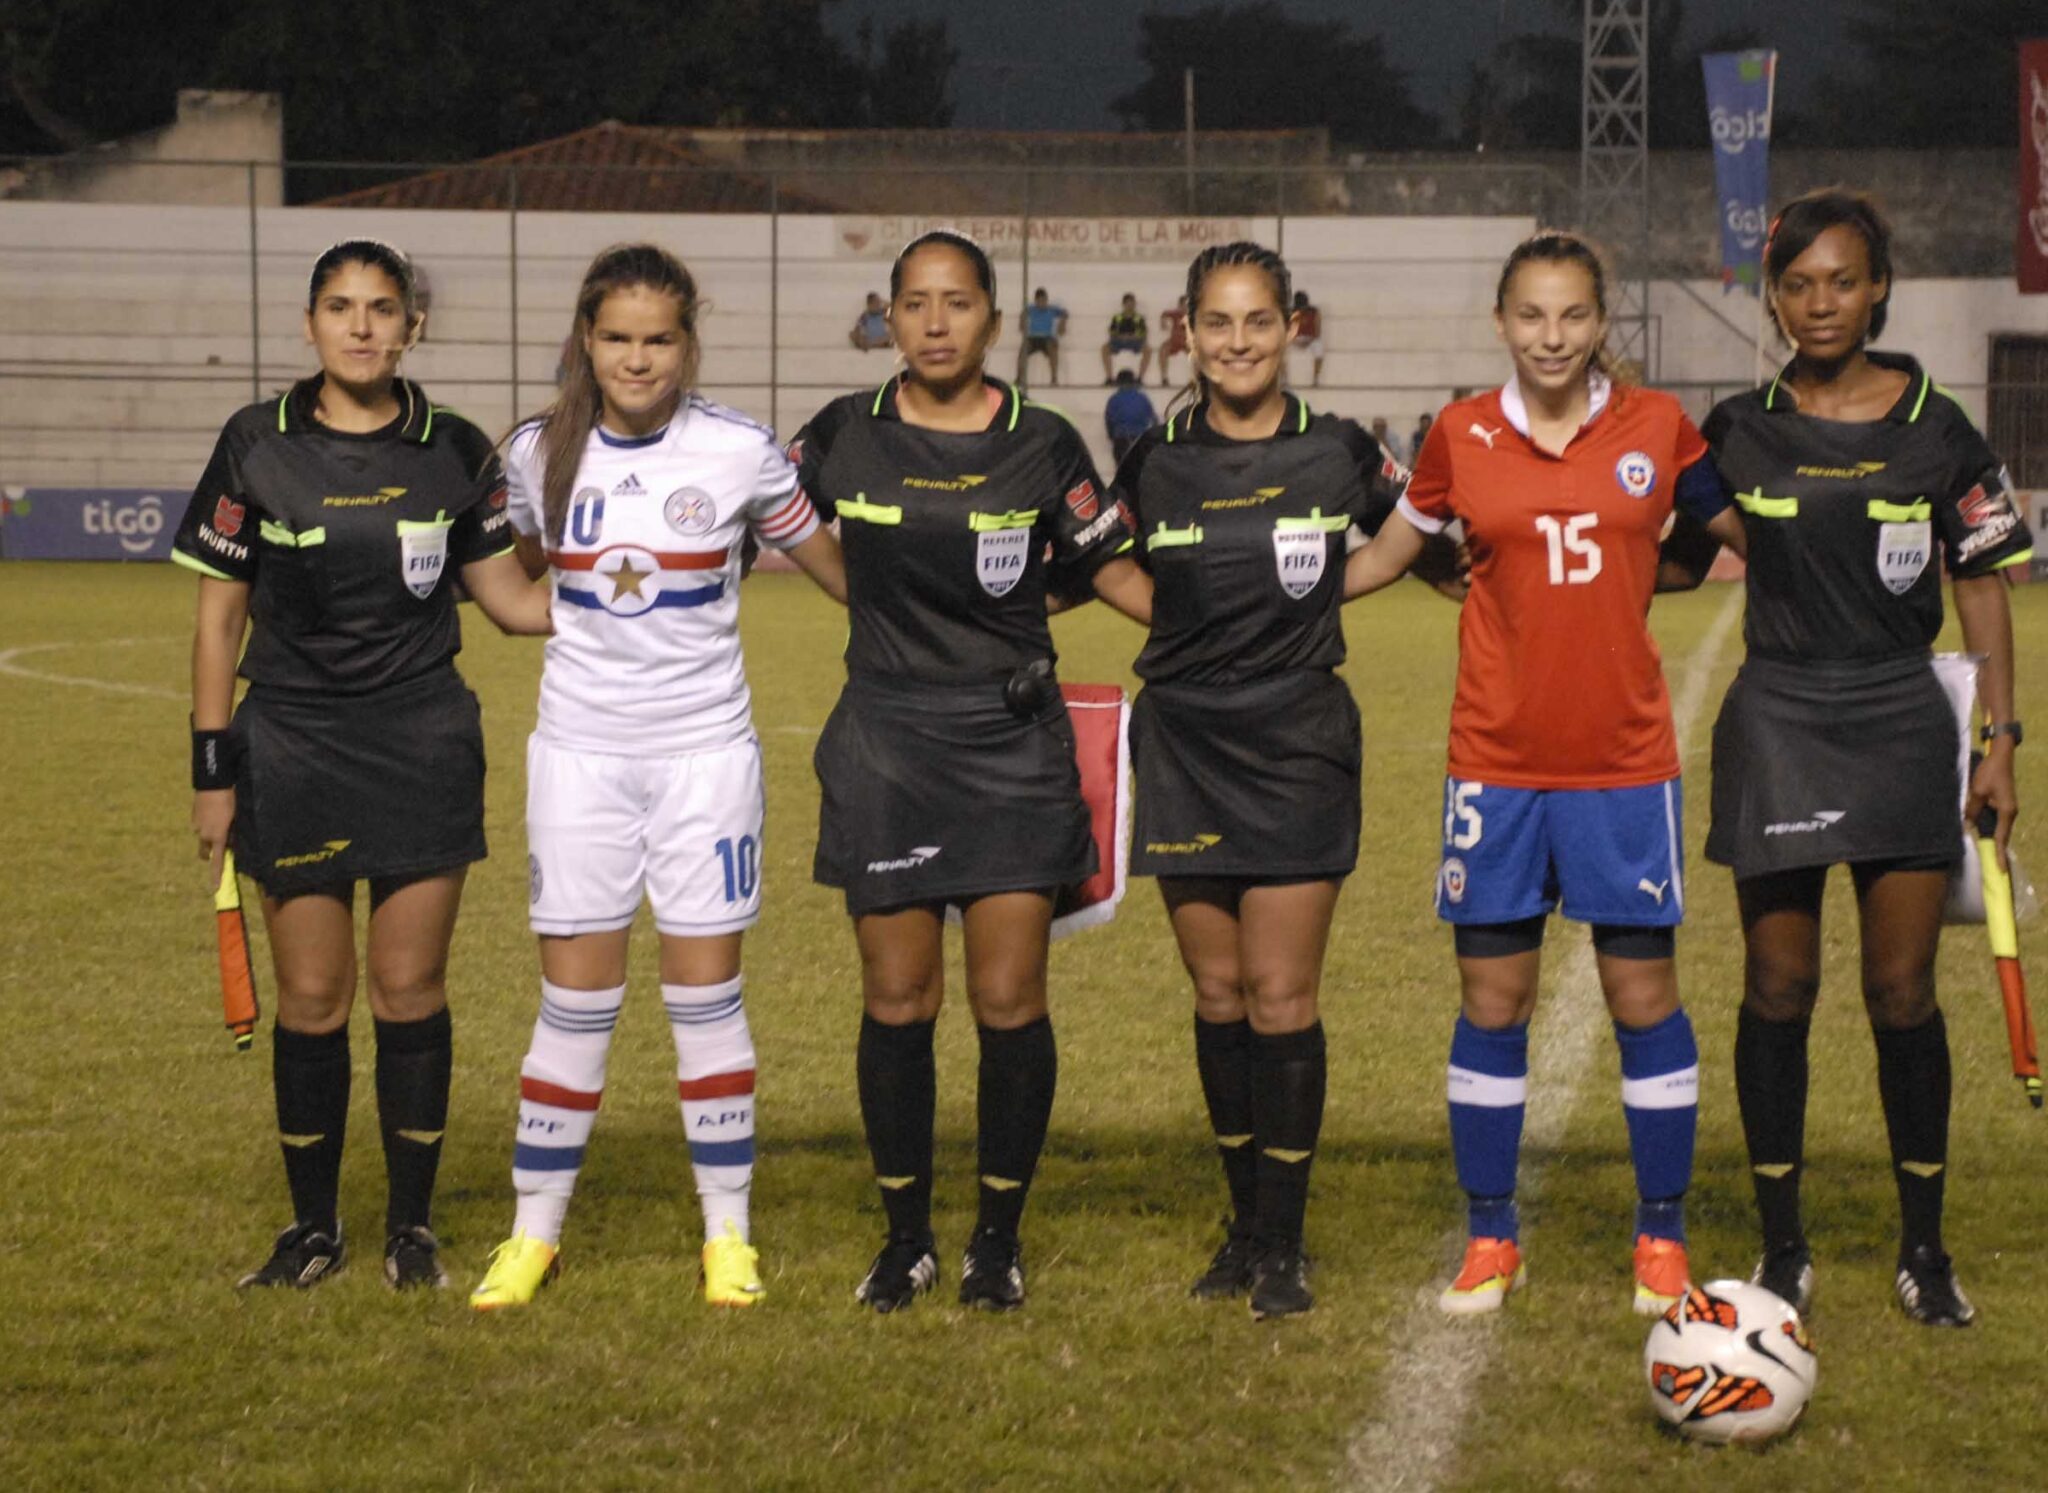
top-left (1435, 777), bottom-right (1684, 927)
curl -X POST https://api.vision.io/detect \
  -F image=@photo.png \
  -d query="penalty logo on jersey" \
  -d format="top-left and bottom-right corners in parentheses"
top-left (976, 529), bottom-right (1031, 597)
top-left (1615, 450), bottom-right (1658, 498)
top-left (664, 487), bottom-right (717, 537)
top-left (1272, 525), bottom-right (1326, 598)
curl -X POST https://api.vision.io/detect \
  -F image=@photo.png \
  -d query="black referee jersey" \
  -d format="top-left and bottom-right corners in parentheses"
top-left (172, 376), bottom-right (514, 695)
top-left (1117, 395), bottom-right (1407, 687)
top-left (790, 377), bottom-right (1134, 682)
top-left (1703, 352), bottom-right (2034, 662)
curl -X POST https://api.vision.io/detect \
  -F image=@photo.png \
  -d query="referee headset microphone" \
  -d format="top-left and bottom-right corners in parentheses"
top-left (304, 238), bottom-right (424, 385)
top-left (1170, 240), bottom-right (1294, 425)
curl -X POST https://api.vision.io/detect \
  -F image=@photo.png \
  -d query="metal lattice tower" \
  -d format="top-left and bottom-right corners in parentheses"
top-left (1581, 0), bottom-right (1652, 375)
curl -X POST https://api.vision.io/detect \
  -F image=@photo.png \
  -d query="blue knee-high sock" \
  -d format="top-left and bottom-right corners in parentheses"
top-left (1448, 1016), bottom-right (1529, 1242)
top-left (1615, 1008), bottom-right (1699, 1242)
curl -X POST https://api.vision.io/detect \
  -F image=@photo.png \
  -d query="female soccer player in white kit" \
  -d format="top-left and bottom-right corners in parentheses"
top-left (472, 244), bottom-right (845, 1310)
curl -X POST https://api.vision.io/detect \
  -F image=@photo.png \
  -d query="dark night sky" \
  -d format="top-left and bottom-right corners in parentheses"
top-left (827, 0), bottom-right (1848, 132)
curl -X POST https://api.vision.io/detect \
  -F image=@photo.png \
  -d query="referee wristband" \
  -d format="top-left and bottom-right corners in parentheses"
top-left (192, 727), bottom-right (236, 791)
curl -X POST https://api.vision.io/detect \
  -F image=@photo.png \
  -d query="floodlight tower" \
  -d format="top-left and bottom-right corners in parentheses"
top-left (1581, 0), bottom-right (1652, 375)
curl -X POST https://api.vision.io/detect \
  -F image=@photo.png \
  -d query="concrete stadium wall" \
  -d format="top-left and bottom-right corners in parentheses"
top-left (2, 199), bottom-right (2043, 495)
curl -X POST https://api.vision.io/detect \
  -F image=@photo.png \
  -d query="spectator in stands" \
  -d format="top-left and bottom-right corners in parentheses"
top-left (1157, 294), bottom-right (1189, 388)
top-left (1102, 292), bottom-right (1151, 384)
top-left (1371, 417), bottom-right (1393, 454)
top-left (850, 292), bottom-right (891, 352)
top-left (1408, 412), bottom-right (1433, 465)
top-left (1018, 286), bottom-right (1068, 388)
top-left (1104, 369), bottom-right (1157, 465)
top-left (1292, 290), bottom-right (1324, 387)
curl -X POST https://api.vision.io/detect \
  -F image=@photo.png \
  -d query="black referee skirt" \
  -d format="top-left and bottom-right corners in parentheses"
top-left (230, 664), bottom-right (488, 899)
top-left (1130, 669), bottom-right (1362, 881)
top-left (1705, 651), bottom-right (1963, 881)
top-left (813, 672), bottom-right (1097, 916)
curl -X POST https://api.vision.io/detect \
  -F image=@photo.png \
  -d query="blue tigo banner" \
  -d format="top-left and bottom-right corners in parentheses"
top-left (1702, 50), bottom-right (1777, 296)
top-left (0, 488), bottom-right (181, 560)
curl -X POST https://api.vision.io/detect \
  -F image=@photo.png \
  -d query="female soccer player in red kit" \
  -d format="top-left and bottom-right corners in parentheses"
top-left (1348, 232), bottom-right (1733, 1316)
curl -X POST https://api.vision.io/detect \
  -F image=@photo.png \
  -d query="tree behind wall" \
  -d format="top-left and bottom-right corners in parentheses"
top-left (0, 0), bottom-right (957, 172)
top-left (1111, 2), bottom-right (1439, 148)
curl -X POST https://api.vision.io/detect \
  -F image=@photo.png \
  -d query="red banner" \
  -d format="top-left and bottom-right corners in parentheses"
top-left (2023, 40), bottom-right (2048, 294)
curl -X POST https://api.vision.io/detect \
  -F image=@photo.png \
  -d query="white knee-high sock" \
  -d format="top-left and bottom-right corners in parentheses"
top-left (664, 976), bottom-right (756, 1242)
top-left (509, 980), bottom-right (624, 1246)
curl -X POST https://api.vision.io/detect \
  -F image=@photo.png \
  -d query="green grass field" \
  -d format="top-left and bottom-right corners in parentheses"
top-left (2, 563), bottom-right (2042, 1491)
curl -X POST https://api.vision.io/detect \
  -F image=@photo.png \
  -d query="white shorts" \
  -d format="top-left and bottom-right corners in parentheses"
top-left (526, 732), bottom-right (765, 938)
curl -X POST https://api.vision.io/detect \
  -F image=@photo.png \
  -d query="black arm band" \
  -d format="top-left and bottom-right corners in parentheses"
top-left (192, 727), bottom-right (236, 790)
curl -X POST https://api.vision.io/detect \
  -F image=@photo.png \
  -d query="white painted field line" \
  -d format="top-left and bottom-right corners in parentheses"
top-left (0, 637), bottom-right (184, 700)
top-left (1339, 586), bottom-right (1744, 1493)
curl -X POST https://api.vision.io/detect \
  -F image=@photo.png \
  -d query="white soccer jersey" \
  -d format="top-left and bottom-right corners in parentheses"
top-left (506, 395), bottom-right (819, 753)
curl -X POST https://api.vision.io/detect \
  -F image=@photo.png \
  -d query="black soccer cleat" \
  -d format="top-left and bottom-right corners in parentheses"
top-left (384, 1225), bottom-right (449, 1290)
top-left (1750, 1242), bottom-right (1816, 1317)
top-left (1248, 1240), bottom-right (1314, 1320)
top-left (1189, 1225), bottom-right (1259, 1300)
top-left (1895, 1245), bottom-right (1976, 1327)
top-left (855, 1233), bottom-right (938, 1314)
top-left (958, 1227), bottom-right (1027, 1312)
top-left (237, 1221), bottom-right (345, 1290)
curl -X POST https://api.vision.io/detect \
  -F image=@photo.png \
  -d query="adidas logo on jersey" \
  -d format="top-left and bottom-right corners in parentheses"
top-left (867, 845), bottom-right (941, 873)
top-left (612, 474), bottom-right (647, 496)
top-left (1764, 810), bottom-right (1846, 836)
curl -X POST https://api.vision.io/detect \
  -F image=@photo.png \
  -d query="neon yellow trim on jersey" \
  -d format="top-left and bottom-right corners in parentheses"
top-left (421, 404), bottom-right (436, 442)
top-left (1933, 384), bottom-right (1981, 430)
top-left (1735, 489), bottom-right (1799, 519)
top-left (1021, 397), bottom-right (1075, 432)
top-left (259, 520), bottom-right (299, 546)
top-left (1114, 537), bottom-right (1135, 555)
top-left (1989, 547), bottom-right (2035, 572)
top-left (838, 495), bottom-right (903, 526)
top-left (172, 550), bottom-right (235, 581)
top-left (276, 393), bottom-right (290, 431)
top-left (1866, 499), bottom-right (1930, 522)
top-left (967, 509), bottom-right (1038, 532)
top-left (1275, 507), bottom-right (1349, 532)
top-left (1147, 522), bottom-right (1203, 550)
top-left (296, 527), bottom-right (326, 547)
top-left (870, 381), bottom-right (893, 416)
top-left (1907, 371), bottom-right (1931, 422)
top-left (1296, 399), bottom-right (1311, 433)
top-left (1005, 385), bottom-right (1023, 430)
top-left (395, 510), bottom-right (453, 536)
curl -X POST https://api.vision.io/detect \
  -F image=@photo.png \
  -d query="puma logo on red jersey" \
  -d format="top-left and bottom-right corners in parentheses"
top-left (1469, 422), bottom-right (1503, 449)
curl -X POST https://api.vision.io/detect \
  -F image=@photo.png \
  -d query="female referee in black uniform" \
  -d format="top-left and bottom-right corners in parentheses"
top-left (1698, 190), bottom-right (2028, 1326)
top-left (177, 240), bottom-right (551, 1290)
top-left (792, 229), bottom-right (1150, 1313)
top-left (1115, 242), bottom-right (1450, 1318)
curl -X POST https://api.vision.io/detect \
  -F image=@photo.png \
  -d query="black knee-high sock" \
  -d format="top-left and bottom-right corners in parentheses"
top-left (1194, 1016), bottom-right (1258, 1232)
top-left (1250, 1023), bottom-right (1326, 1247)
top-left (857, 1014), bottom-right (937, 1240)
top-left (975, 1017), bottom-right (1057, 1239)
top-left (1734, 1007), bottom-right (1811, 1252)
top-left (374, 1008), bottom-right (452, 1236)
top-left (273, 1024), bottom-right (350, 1235)
top-left (1874, 1009), bottom-right (1951, 1254)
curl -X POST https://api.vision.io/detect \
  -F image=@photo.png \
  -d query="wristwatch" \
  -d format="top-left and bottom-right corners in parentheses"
top-left (1981, 721), bottom-right (2024, 746)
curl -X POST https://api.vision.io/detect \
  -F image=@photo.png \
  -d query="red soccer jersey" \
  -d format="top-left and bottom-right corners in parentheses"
top-left (1398, 379), bottom-right (1709, 789)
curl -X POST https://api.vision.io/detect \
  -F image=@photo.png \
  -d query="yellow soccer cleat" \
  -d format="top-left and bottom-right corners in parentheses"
top-left (702, 1222), bottom-right (765, 1307)
top-left (1439, 1236), bottom-right (1525, 1316)
top-left (469, 1232), bottom-right (560, 1311)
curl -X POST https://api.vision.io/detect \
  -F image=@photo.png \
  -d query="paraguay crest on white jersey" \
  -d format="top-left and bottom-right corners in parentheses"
top-left (505, 396), bottom-right (819, 753)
